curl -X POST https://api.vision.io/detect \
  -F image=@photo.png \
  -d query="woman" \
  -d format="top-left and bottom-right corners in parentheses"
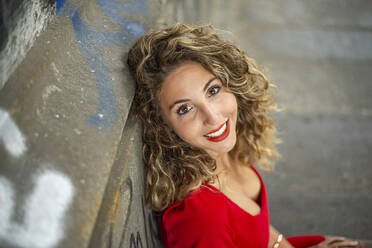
top-left (127, 23), bottom-right (361, 248)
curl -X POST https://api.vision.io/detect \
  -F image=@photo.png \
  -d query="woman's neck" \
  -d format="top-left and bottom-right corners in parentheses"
top-left (214, 153), bottom-right (234, 174)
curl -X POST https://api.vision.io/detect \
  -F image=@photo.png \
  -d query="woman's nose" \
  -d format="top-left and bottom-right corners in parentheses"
top-left (201, 104), bottom-right (221, 126)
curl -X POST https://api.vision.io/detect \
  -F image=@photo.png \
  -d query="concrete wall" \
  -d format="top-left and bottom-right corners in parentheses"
top-left (0, 0), bottom-right (167, 247)
top-left (0, 0), bottom-right (55, 90)
top-left (1, 0), bottom-right (371, 247)
top-left (168, 0), bottom-right (372, 241)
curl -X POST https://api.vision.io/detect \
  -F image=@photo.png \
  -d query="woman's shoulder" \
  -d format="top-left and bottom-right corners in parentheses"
top-left (160, 184), bottom-right (235, 247)
top-left (161, 184), bottom-right (234, 247)
top-left (162, 184), bottom-right (229, 224)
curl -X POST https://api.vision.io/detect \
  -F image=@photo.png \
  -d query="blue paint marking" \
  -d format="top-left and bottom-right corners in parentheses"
top-left (98, 0), bottom-right (148, 15)
top-left (97, 0), bottom-right (146, 36)
top-left (71, 12), bottom-right (116, 128)
top-left (56, 0), bottom-right (66, 13)
top-left (58, 0), bottom-right (147, 129)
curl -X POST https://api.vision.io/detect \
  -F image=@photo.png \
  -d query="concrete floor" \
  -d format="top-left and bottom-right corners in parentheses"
top-left (173, 0), bottom-right (372, 240)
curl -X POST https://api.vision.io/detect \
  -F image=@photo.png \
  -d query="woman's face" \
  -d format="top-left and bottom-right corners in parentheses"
top-left (159, 61), bottom-right (238, 158)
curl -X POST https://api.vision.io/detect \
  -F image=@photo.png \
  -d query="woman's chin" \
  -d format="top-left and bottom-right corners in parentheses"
top-left (205, 138), bottom-right (237, 158)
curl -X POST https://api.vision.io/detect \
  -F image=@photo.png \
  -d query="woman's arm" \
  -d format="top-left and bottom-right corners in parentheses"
top-left (269, 225), bottom-right (359, 248)
top-left (308, 236), bottom-right (359, 248)
top-left (269, 225), bottom-right (294, 248)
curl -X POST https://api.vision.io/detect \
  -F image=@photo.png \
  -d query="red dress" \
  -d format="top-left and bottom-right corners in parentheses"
top-left (160, 165), bottom-right (325, 248)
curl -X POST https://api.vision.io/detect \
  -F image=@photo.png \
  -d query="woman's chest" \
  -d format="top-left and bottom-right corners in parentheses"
top-left (219, 167), bottom-right (262, 216)
top-left (204, 166), bottom-right (270, 247)
top-left (222, 176), bottom-right (269, 248)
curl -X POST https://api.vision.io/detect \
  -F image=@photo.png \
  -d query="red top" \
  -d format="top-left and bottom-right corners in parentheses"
top-left (160, 165), bottom-right (325, 248)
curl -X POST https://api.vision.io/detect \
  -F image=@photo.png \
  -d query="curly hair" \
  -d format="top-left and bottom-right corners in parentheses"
top-left (127, 23), bottom-right (280, 212)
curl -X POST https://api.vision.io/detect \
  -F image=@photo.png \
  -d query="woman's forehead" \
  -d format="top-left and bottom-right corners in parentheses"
top-left (159, 62), bottom-right (214, 101)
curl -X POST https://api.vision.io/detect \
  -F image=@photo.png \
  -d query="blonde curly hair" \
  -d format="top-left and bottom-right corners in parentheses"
top-left (127, 23), bottom-right (280, 212)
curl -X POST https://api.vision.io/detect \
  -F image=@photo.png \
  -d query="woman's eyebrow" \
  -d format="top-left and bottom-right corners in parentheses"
top-left (203, 77), bottom-right (218, 92)
top-left (168, 77), bottom-right (218, 110)
top-left (169, 99), bottom-right (190, 110)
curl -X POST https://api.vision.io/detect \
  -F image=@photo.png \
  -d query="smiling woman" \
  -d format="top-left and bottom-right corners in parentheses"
top-left (127, 23), bottom-right (279, 210)
top-left (127, 23), bottom-right (362, 248)
top-left (159, 61), bottom-right (238, 158)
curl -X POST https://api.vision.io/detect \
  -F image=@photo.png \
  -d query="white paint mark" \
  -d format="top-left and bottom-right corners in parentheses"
top-left (51, 63), bottom-right (63, 82)
top-left (42, 85), bottom-right (62, 103)
top-left (0, 171), bottom-right (75, 248)
top-left (0, 108), bottom-right (27, 157)
top-left (0, 176), bottom-right (15, 235)
top-left (73, 128), bottom-right (81, 135)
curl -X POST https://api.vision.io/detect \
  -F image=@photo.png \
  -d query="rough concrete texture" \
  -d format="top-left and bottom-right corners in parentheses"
top-left (0, 0), bottom-right (55, 90)
top-left (88, 116), bottom-right (162, 248)
top-left (167, 0), bottom-right (372, 241)
top-left (0, 0), bottom-right (163, 247)
top-left (1, 0), bottom-right (372, 247)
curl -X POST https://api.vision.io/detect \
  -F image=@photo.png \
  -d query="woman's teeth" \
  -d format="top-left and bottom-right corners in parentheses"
top-left (206, 122), bottom-right (227, 137)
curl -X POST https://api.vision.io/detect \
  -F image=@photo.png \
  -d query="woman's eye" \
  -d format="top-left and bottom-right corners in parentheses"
top-left (177, 105), bottom-right (192, 115)
top-left (208, 85), bottom-right (221, 97)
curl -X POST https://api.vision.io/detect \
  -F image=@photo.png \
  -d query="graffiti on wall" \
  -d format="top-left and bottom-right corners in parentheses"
top-left (0, 171), bottom-right (75, 248)
top-left (0, 108), bottom-right (27, 157)
top-left (57, 0), bottom-right (147, 129)
top-left (111, 177), bottom-right (162, 248)
top-left (2, 0), bottom-right (156, 246)
top-left (0, 108), bottom-right (75, 248)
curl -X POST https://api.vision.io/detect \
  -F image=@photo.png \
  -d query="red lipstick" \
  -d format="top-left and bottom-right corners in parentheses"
top-left (205, 120), bottom-right (230, 142)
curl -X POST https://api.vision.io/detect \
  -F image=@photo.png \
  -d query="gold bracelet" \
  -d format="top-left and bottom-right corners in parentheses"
top-left (273, 234), bottom-right (283, 248)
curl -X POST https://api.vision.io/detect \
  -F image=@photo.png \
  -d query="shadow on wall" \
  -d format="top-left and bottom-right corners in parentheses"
top-left (0, 0), bottom-right (55, 90)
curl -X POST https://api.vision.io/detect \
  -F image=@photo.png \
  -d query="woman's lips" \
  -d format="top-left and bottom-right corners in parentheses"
top-left (205, 121), bottom-right (226, 136)
top-left (204, 120), bottom-right (230, 142)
